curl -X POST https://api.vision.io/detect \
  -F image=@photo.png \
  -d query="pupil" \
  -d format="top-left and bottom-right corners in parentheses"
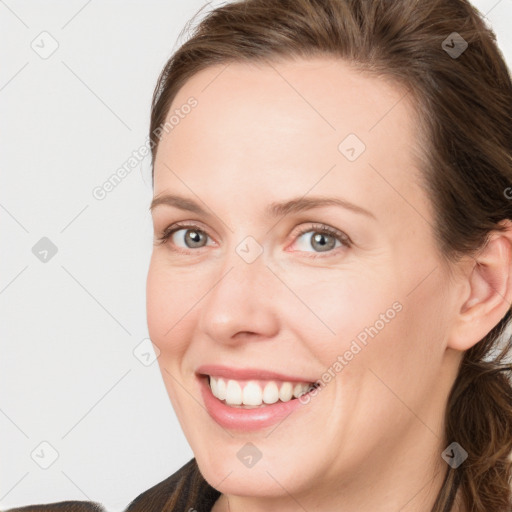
top-left (187, 230), bottom-right (203, 247)
top-left (312, 232), bottom-right (334, 252)
top-left (315, 234), bottom-right (326, 245)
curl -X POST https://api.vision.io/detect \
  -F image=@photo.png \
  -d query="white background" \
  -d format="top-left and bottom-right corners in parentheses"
top-left (1, 1), bottom-right (511, 510)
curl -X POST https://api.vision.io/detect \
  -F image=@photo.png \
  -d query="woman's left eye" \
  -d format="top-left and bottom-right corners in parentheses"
top-left (155, 222), bottom-right (351, 258)
top-left (290, 223), bottom-right (351, 257)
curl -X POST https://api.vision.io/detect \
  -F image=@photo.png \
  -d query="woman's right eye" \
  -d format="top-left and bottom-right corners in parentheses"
top-left (156, 223), bottom-right (212, 253)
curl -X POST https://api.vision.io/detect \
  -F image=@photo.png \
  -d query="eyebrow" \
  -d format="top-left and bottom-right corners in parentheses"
top-left (149, 194), bottom-right (376, 219)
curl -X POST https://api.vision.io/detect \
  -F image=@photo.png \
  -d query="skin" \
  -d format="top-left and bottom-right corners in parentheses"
top-left (146, 57), bottom-right (512, 512)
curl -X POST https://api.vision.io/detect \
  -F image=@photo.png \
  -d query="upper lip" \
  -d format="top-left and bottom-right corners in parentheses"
top-left (196, 364), bottom-right (316, 383)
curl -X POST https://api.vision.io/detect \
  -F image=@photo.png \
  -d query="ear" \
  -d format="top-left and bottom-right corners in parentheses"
top-left (448, 219), bottom-right (512, 351)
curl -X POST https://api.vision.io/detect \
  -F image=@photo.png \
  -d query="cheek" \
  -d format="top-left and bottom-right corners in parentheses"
top-left (146, 256), bottom-right (207, 418)
top-left (146, 254), bottom-right (204, 360)
top-left (289, 265), bottom-right (440, 398)
top-left (335, 271), bottom-right (450, 408)
top-left (287, 269), bottom-right (400, 360)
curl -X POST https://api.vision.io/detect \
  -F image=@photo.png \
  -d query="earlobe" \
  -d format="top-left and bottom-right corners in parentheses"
top-left (448, 221), bottom-right (512, 352)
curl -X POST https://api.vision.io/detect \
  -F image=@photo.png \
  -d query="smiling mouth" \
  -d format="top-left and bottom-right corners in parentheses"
top-left (205, 375), bottom-right (318, 408)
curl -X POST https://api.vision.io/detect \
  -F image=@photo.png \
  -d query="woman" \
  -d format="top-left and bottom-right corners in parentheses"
top-left (6, 0), bottom-right (512, 511)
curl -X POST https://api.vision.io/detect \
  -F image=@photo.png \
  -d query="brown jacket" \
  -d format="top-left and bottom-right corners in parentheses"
top-left (3, 459), bottom-right (221, 512)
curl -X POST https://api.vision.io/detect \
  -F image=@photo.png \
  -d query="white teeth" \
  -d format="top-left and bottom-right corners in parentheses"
top-left (216, 377), bottom-right (227, 400)
top-left (208, 376), bottom-right (313, 406)
top-left (293, 382), bottom-right (306, 398)
top-left (243, 381), bottom-right (263, 406)
top-left (279, 382), bottom-right (293, 402)
top-left (210, 375), bottom-right (218, 396)
top-left (225, 379), bottom-right (242, 405)
top-left (262, 381), bottom-right (279, 404)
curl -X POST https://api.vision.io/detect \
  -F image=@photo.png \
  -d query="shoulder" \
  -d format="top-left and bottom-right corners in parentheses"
top-left (2, 459), bottom-right (220, 512)
top-left (2, 501), bottom-right (106, 512)
top-left (125, 458), bottom-right (220, 512)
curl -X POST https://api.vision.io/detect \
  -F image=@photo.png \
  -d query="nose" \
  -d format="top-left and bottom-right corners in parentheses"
top-left (198, 251), bottom-right (280, 346)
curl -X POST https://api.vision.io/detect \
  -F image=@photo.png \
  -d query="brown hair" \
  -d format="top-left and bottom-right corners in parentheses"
top-left (148, 0), bottom-right (512, 510)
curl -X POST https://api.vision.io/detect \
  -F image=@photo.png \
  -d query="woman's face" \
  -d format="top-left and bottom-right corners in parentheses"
top-left (146, 57), bottom-right (463, 506)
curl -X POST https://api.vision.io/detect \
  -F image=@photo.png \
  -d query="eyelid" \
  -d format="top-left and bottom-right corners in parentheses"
top-left (290, 222), bottom-right (351, 245)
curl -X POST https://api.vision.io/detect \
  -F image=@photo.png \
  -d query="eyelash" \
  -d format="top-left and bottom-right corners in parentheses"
top-left (155, 221), bottom-right (351, 258)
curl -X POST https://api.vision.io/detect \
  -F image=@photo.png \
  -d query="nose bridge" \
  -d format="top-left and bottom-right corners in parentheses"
top-left (198, 241), bottom-right (279, 343)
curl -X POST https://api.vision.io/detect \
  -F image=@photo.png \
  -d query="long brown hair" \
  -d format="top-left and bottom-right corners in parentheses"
top-left (148, 1), bottom-right (512, 510)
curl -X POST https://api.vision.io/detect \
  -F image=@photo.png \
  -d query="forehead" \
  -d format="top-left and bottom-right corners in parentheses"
top-left (153, 56), bottom-right (431, 228)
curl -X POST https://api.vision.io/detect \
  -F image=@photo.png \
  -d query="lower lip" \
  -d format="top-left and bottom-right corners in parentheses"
top-left (198, 376), bottom-right (312, 432)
